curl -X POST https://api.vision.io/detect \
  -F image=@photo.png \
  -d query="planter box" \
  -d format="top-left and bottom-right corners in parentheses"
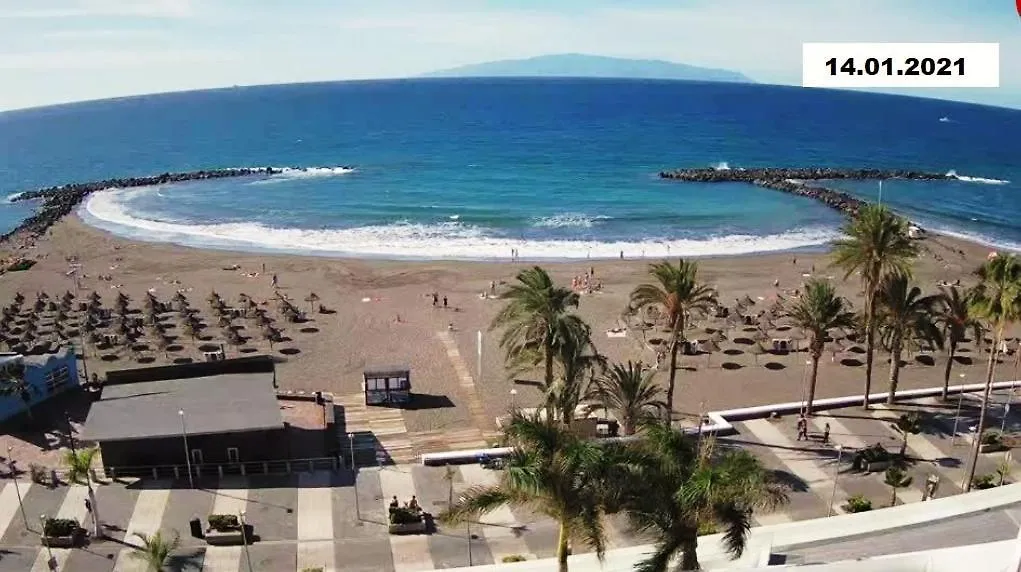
top-left (980, 443), bottom-right (1007, 454)
top-left (388, 519), bottom-right (427, 534)
top-left (205, 529), bottom-right (246, 545)
top-left (864, 460), bottom-right (891, 473)
top-left (41, 534), bottom-right (79, 548)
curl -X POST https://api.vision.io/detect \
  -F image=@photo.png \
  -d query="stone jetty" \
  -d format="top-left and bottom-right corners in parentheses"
top-left (2, 167), bottom-right (278, 243)
top-left (659, 167), bottom-right (952, 217)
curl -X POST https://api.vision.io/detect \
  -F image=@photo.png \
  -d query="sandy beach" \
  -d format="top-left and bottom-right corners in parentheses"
top-left (0, 215), bottom-right (1004, 456)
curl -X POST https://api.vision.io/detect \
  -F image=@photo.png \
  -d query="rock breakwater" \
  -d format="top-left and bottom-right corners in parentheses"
top-left (2, 167), bottom-right (278, 243)
top-left (658, 167), bottom-right (952, 217)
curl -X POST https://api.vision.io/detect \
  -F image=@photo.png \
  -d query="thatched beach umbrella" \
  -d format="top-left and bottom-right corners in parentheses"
top-left (261, 326), bottom-right (281, 348)
top-left (13, 292), bottom-right (25, 306)
top-left (304, 292), bottom-right (320, 312)
top-left (749, 342), bottom-right (768, 365)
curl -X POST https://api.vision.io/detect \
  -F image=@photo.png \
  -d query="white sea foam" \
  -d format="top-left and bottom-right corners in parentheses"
top-left (945, 170), bottom-right (1009, 185)
top-left (247, 165), bottom-right (355, 185)
top-left (5, 192), bottom-right (23, 203)
top-left (531, 214), bottom-right (612, 229)
top-left (713, 162), bottom-right (731, 171)
top-left (81, 188), bottom-right (840, 260)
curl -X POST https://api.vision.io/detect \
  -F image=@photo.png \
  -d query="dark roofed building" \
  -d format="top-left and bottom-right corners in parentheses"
top-left (83, 356), bottom-right (288, 476)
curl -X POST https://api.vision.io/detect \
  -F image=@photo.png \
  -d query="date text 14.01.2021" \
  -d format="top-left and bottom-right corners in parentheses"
top-left (826, 57), bottom-right (964, 77)
top-left (802, 43), bottom-right (999, 88)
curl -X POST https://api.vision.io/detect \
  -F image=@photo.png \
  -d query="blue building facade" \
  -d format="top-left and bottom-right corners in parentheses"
top-left (0, 347), bottom-right (79, 422)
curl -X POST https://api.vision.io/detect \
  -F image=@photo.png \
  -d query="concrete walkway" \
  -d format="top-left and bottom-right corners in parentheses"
top-left (112, 480), bottom-right (172, 572)
top-left (297, 471), bottom-right (335, 572)
top-left (741, 419), bottom-right (852, 515)
top-left (379, 467), bottom-right (434, 571)
top-left (458, 464), bottom-right (533, 561)
top-left (203, 478), bottom-right (249, 572)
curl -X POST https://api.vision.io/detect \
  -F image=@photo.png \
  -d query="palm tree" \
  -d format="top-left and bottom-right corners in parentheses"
top-left (831, 204), bottom-right (918, 408)
top-left (932, 286), bottom-right (984, 401)
top-left (875, 272), bottom-right (941, 404)
top-left (891, 412), bottom-right (922, 457)
top-left (586, 361), bottom-right (667, 436)
top-left (785, 279), bottom-right (855, 414)
top-left (622, 422), bottom-right (788, 571)
top-left (491, 267), bottom-right (582, 420)
top-left (630, 260), bottom-right (717, 422)
top-left (963, 254), bottom-right (1021, 492)
top-left (63, 446), bottom-right (98, 484)
top-left (884, 466), bottom-right (912, 507)
top-left (130, 530), bottom-right (181, 571)
top-left (547, 318), bottom-right (605, 425)
top-left (440, 413), bottom-right (627, 572)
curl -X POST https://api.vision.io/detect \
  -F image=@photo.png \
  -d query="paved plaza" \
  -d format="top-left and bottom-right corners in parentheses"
top-left (2, 389), bottom-right (1020, 570)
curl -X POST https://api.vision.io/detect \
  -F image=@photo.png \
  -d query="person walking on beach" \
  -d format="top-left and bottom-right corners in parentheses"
top-left (271, 273), bottom-right (278, 288)
top-left (796, 413), bottom-right (809, 441)
top-left (432, 292), bottom-right (438, 307)
top-left (443, 296), bottom-right (448, 309)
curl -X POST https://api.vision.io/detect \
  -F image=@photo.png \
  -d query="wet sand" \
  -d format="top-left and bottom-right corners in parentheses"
top-left (0, 216), bottom-right (1002, 437)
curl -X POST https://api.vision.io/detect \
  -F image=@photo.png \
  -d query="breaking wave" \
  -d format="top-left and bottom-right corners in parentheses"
top-left (946, 170), bottom-right (1009, 185)
top-left (247, 165), bottom-right (355, 185)
top-left (713, 162), bottom-right (731, 171)
top-left (530, 214), bottom-right (612, 228)
top-left (81, 187), bottom-right (839, 260)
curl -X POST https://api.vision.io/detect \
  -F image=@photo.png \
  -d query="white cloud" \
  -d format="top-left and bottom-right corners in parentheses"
top-left (0, 0), bottom-right (193, 19)
top-left (0, 49), bottom-right (233, 70)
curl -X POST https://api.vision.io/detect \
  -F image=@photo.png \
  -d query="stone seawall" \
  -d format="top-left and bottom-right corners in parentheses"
top-left (3, 168), bottom-right (277, 243)
top-left (658, 167), bottom-right (952, 217)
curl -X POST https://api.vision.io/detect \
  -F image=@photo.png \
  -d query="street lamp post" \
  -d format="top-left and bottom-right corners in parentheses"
top-left (348, 433), bottom-right (360, 523)
top-left (238, 511), bottom-right (254, 572)
top-left (951, 374), bottom-right (967, 446)
top-left (827, 444), bottom-right (844, 516)
top-left (6, 447), bottom-right (28, 529)
top-left (179, 410), bottom-right (194, 489)
top-left (65, 412), bottom-right (101, 539)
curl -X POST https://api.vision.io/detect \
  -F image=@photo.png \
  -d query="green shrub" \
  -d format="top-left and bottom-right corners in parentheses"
top-left (42, 518), bottom-right (79, 537)
top-left (981, 430), bottom-right (1003, 446)
top-left (697, 521), bottom-right (718, 535)
top-left (502, 555), bottom-right (527, 563)
top-left (843, 494), bottom-right (873, 513)
top-left (207, 514), bottom-right (240, 531)
top-left (388, 506), bottom-right (422, 525)
top-left (972, 474), bottom-right (998, 490)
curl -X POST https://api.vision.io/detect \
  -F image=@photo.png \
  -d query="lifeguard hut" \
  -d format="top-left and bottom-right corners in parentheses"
top-left (363, 366), bottom-right (412, 406)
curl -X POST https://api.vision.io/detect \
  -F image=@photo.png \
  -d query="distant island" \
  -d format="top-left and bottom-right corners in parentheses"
top-left (421, 53), bottom-right (753, 83)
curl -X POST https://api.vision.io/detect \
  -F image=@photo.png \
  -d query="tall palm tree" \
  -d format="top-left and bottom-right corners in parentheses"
top-left (630, 260), bottom-right (717, 422)
top-left (932, 286), bottom-right (984, 401)
top-left (785, 279), bottom-right (855, 414)
top-left (831, 205), bottom-right (918, 408)
top-left (130, 530), bottom-right (181, 571)
top-left (491, 266), bottom-right (583, 420)
top-left (963, 254), bottom-right (1021, 492)
top-left (440, 413), bottom-right (627, 572)
top-left (548, 318), bottom-right (606, 425)
top-left (586, 361), bottom-right (667, 435)
top-left (622, 423), bottom-right (788, 571)
top-left (875, 272), bottom-right (941, 404)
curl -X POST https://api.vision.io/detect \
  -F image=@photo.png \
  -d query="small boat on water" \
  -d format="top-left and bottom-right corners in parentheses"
top-left (939, 116), bottom-right (951, 123)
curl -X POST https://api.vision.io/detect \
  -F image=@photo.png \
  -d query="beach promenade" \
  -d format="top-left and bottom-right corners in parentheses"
top-left (2, 387), bottom-right (1021, 571)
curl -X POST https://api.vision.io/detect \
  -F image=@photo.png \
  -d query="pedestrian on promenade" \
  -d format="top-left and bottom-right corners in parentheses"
top-left (822, 422), bottom-right (830, 445)
top-left (796, 414), bottom-right (809, 441)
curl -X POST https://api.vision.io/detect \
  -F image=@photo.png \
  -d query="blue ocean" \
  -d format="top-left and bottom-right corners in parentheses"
top-left (1, 78), bottom-right (1019, 259)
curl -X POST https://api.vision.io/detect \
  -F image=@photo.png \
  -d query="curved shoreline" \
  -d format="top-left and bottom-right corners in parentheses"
top-left (3, 168), bottom-right (277, 243)
top-left (659, 167), bottom-right (952, 217)
top-left (0, 165), bottom-right (956, 256)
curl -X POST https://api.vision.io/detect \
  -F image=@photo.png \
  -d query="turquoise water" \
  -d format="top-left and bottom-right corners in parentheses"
top-left (1, 79), bottom-right (1019, 259)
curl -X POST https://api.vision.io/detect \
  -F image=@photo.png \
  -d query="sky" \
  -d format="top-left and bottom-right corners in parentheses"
top-left (1, 0), bottom-right (1019, 111)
